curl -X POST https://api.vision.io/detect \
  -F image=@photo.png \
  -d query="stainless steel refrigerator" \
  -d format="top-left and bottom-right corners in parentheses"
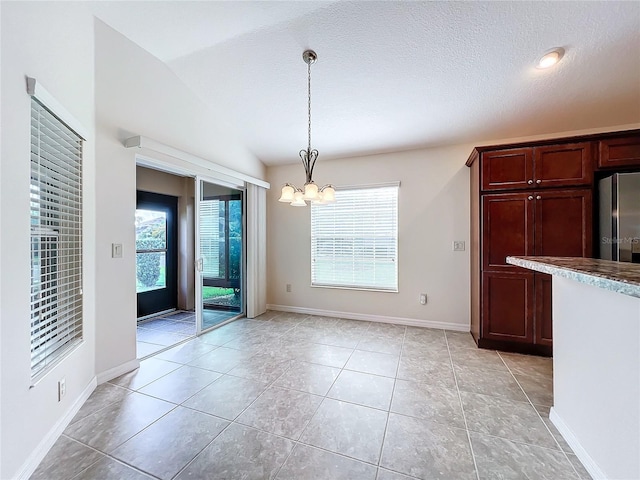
top-left (599, 172), bottom-right (640, 263)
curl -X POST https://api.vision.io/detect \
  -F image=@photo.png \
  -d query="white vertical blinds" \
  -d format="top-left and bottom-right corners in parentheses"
top-left (311, 184), bottom-right (399, 291)
top-left (199, 200), bottom-right (221, 277)
top-left (30, 98), bottom-right (84, 378)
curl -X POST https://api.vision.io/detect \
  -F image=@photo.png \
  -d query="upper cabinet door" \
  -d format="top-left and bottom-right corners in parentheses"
top-left (598, 135), bottom-right (640, 169)
top-left (481, 148), bottom-right (534, 191)
top-left (533, 142), bottom-right (593, 188)
top-left (482, 193), bottom-right (535, 271)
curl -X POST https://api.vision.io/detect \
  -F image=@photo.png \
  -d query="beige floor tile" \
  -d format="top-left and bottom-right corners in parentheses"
top-left (328, 370), bottom-right (395, 410)
top-left (345, 350), bottom-right (399, 378)
top-left (35, 316), bottom-right (570, 480)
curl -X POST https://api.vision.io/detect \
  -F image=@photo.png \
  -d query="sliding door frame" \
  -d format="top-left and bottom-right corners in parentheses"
top-left (194, 175), bottom-right (247, 335)
top-left (134, 153), bottom-right (265, 337)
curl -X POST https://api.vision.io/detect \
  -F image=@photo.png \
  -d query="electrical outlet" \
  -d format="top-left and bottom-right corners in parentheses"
top-left (58, 378), bottom-right (66, 401)
top-left (453, 241), bottom-right (465, 251)
top-left (420, 293), bottom-right (427, 305)
top-left (286, 284), bottom-right (292, 293)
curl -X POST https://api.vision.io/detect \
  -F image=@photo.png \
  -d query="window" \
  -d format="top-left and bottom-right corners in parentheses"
top-left (30, 94), bottom-right (84, 378)
top-left (311, 184), bottom-right (398, 291)
top-left (135, 208), bottom-right (168, 292)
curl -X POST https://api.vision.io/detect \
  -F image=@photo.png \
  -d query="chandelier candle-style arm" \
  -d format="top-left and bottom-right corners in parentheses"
top-left (278, 49), bottom-right (335, 207)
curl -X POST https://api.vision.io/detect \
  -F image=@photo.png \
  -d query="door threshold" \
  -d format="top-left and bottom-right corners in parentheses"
top-left (137, 334), bottom-right (194, 361)
top-left (200, 312), bottom-right (245, 334)
top-left (137, 308), bottom-right (176, 322)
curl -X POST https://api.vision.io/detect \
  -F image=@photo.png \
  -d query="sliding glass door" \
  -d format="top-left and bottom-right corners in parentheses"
top-left (195, 178), bottom-right (245, 332)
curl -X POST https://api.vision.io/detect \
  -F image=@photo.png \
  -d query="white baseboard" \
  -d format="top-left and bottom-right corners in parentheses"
top-left (96, 359), bottom-right (140, 385)
top-left (16, 376), bottom-right (97, 480)
top-left (549, 407), bottom-right (606, 480)
top-left (266, 304), bottom-right (469, 332)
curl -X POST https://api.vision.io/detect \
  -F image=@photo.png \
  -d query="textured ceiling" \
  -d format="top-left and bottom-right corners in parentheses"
top-left (93, 1), bottom-right (640, 165)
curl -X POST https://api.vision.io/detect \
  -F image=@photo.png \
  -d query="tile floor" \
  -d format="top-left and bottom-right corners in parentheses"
top-left (33, 312), bottom-right (592, 480)
top-left (202, 309), bottom-right (241, 331)
top-left (137, 310), bottom-right (239, 359)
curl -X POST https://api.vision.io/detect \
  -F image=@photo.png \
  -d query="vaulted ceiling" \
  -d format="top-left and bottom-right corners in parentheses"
top-left (93, 1), bottom-right (640, 165)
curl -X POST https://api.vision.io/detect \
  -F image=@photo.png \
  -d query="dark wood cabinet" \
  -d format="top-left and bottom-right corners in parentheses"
top-left (534, 143), bottom-right (593, 188)
top-left (469, 130), bottom-right (638, 355)
top-left (482, 148), bottom-right (533, 191)
top-left (598, 135), bottom-right (640, 169)
top-left (481, 142), bottom-right (592, 192)
top-left (479, 189), bottom-right (592, 353)
top-left (482, 271), bottom-right (534, 344)
top-left (482, 193), bottom-right (534, 271)
top-left (534, 189), bottom-right (592, 257)
top-left (482, 189), bottom-right (591, 268)
top-left (466, 131), bottom-right (624, 355)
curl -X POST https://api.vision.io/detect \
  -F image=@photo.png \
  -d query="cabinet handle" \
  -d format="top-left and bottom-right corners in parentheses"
top-left (536, 179), bottom-right (542, 184)
top-left (528, 196), bottom-right (534, 200)
top-left (536, 195), bottom-right (541, 200)
top-left (527, 180), bottom-right (533, 184)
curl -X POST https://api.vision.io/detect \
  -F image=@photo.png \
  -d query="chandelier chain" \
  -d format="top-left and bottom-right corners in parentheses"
top-left (307, 59), bottom-right (312, 154)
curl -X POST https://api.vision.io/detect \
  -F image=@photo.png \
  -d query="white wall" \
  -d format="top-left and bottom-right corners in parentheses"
top-left (0, 3), bottom-right (96, 478)
top-left (94, 19), bottom-right (266, 376)
top-left (137, 166), bottom-right (189, 197)
top-left (0, 8), bottom-right (267, 477)
top-left (266, 124), bottom-right (640, 330)
top-left (551, 277), bottom-right (640, 480)
top-left (94, 20), bottom-right (264, 180)
top-left (267, 145), bottom-right (473, 329)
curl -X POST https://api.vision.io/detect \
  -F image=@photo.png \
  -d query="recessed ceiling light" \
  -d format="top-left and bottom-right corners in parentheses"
top-left (537, 47), bottom-right (565, 69)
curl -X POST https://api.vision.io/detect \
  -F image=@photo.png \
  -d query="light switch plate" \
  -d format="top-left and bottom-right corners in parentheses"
top-left (112, 243), bottom-right (123, 258)
top-left (453, 241), bottom-right (465, 251)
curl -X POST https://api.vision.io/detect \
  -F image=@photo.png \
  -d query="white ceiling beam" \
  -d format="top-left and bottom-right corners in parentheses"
top-left (124, 135), bottom-right (270, 189)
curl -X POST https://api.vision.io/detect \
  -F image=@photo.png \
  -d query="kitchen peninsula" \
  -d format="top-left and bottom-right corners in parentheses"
top-left (507, 256), bottom-right (640, 480)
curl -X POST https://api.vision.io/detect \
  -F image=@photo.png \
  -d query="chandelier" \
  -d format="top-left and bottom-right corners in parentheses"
top-left (278, 50), bottom-right (335, 207)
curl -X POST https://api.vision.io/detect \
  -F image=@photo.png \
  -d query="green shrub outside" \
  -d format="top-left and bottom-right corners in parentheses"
top-left (137, 237), bottom-right (163, 287)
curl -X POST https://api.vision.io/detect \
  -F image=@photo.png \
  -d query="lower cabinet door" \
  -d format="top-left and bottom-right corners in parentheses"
top-left (482, 271), bottom-right (534, 343)
top-left (535, 273), bottom-right (553, 346)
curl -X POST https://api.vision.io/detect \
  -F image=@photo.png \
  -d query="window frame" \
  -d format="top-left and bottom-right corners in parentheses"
top-left (28, 77), bottom-right (87, 382)
top-left (310, 182), bottom-right (399, 292)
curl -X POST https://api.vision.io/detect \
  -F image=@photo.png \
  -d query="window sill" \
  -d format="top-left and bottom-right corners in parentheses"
top-left (30, 339), bottom-right (84, 388)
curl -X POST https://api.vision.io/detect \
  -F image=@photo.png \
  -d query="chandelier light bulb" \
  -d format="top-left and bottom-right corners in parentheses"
top-left (313, 191), bottom-right (326, 204)
top-left (291, 190), bottom-right (307, 207)
top-left (278, 184), bottom-right (295, 202)
top-left (321, 185), bottom-right (336, 203)
top-left (304, 182), bottom-right (320, 201)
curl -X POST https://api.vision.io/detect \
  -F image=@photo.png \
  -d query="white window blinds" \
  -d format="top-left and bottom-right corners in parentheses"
top-left (311, 184), bottom-right (398, 291)
top-left (199, 200), bottom-right (221, 277)
top-left (30, 98), bottom-right (84, 378)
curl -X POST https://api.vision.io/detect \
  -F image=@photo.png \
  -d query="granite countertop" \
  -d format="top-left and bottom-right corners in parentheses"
top-left (506, 256), bottom-right (640, 299)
